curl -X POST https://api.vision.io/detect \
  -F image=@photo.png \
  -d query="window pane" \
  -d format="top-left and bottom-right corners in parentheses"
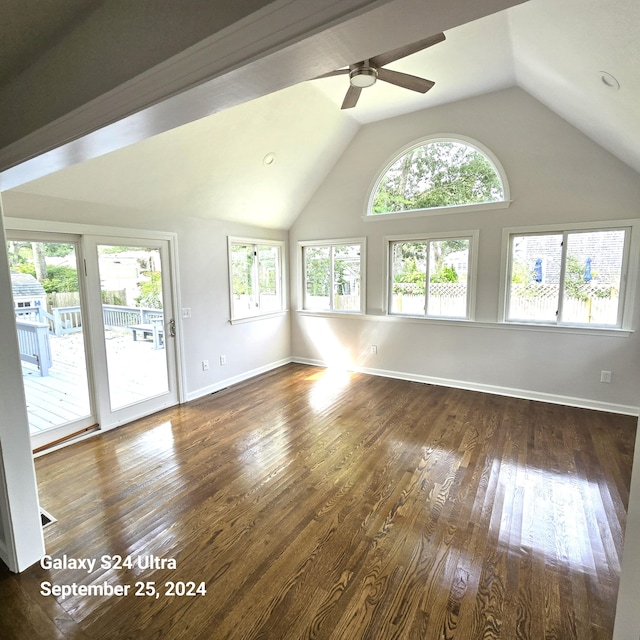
top-left (390, 242), bottom-right (426, 315)
top-left (231, 244), bottom-right (256, 318)
top-left (426, 239), bottom-right (469, 318)
top-left (561, 230), bottom-right (625, 325)
top-left (257, 245), bottom-right (280, 314)
top-left (333, 245), bottom-right (361, 312)
top-left (304, 246), bottom-right (331, 310)
top-left (371, 141), bottom-right (504, 215)
top-left (508, 234), bottom-right (562, 322)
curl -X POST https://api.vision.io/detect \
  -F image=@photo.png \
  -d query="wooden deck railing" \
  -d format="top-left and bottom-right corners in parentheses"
top-left (19, 304), bottom-right (164, 336)
top-left (101, 305), bottom-right (163, 332)
top-left (15, 304), bottom-right (163, 375)
top-left (16, 320), bottom-right (52, 376)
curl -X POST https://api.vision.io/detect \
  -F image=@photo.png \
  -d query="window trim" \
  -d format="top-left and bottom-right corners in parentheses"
top-left (499, 219), bottom-right (640, 330)
top-left (227, 236), bottom-right (286, 323)
top-left (385, 230), bottom-right (479, 321)
top-left (365, 134), bottom-right (511, 220)
top-left (298, 237), bottom-right (366, 315)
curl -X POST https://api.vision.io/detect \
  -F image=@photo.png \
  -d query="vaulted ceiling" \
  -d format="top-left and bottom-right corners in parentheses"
top-left (2, 0), bottom-right (638, 230)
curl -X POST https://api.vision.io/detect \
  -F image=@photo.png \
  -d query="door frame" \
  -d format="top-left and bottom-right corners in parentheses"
top-left (5, 217), bottom-right (186, 440)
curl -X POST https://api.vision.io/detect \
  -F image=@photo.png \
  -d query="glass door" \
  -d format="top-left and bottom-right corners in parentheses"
top-left (84, 237), bottom-right (178, 426)
top-left (6, 233), bottom-right (96, 450)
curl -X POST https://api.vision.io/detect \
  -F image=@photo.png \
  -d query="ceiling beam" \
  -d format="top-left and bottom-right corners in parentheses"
top-left (0, 0), bottom-right (527, 189)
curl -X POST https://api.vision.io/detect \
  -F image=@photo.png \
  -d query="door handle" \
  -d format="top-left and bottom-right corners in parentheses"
top-left (169, 319), bottom-right (176, 337)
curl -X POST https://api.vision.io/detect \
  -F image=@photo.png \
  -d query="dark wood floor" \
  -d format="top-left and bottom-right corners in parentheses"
top-left (1, 364), bottom-right (636, 639)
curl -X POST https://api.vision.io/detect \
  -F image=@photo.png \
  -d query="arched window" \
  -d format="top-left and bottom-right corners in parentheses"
top-left (369, 137), bottom-right (509, 217)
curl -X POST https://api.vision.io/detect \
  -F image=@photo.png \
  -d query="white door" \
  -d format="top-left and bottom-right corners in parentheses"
top-left (83, 236), bottom-right (179, 428)
top-left (7, 232), bottom-right (97, 450)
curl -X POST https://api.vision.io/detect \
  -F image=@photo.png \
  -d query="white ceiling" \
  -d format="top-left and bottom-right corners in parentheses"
top-left (510, 0), bottom-right (640, 175)
top-left (312, 9), bottom-right (516, 124)
top-left (10, 0), bottom-right (640, 230)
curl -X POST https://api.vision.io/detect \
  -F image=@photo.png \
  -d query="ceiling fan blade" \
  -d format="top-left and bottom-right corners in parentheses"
top-left (341, 85), bottom-right (362, 109)
top-left (315, 68), bottom-right (350, 79)
top-left (370, 32), bottom-right (445, 68)
top-left (376, 68), bottom-right (435, 93)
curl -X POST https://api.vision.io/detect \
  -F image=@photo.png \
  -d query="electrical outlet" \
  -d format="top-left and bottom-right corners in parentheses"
top-left (201, 360), bottom-right (209, 371)
top-left (182, 307), bottom-right (192, 319)
top-left (370, 345), bottom-right (378, 354)
top-left (600, 370), bottom-right (612, 383)
top-left (220, 355), bottom-right (226, 366)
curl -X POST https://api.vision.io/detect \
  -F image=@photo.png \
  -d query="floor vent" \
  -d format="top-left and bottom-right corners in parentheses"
top-left (40, 508), bottom-right (57, 528)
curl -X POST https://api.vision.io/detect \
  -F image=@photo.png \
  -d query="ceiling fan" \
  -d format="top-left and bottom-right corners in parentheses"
top-left (317, 32), bottom-right (446, 109)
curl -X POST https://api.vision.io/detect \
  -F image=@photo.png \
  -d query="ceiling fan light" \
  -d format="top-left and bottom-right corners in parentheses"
top-left (350, 67), bottom-right (377, 88)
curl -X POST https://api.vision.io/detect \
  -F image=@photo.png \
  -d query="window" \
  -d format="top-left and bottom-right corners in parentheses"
top-left (228, 238), bottom-right (285, 321)
top-left (369, 137), bottom-right (508, 217)
top-left (301, 239), bottom-right (365, 313)
top-left (388, 233), bottom-right (476, 319)
top-left (506, 227), bottom-right (630, 327)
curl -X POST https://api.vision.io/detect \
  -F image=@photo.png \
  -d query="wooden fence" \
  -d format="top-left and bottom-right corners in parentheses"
top-left (392, 283), bottom-right (468, 317)
top-left (509, 284), bottom-right (619, 324)
top-left (304, 294), bottom-right (360, 312)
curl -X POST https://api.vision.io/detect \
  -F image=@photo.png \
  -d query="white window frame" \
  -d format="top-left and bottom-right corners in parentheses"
top-left (365, 134), bottom-right (510, 221)
top-left (228, 237), bottom-right (286, 323)
top-left (385, 230), bottom-right (479, 321)
top-left (299, 238), bottom-right (366, 315)
top-left (500, 220), bottom-right (640, 330)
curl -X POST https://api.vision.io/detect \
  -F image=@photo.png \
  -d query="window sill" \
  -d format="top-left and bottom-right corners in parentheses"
top-left (297, 310), bottom-right (365, 319)
top-left (498, 320), bottom-right (633, 337)
top-left (297, 311), bottom-right (633, 337)
top-left (363, 200), bottom-right (511, 221)
top-left (230, 310), bottom-right (288, 325)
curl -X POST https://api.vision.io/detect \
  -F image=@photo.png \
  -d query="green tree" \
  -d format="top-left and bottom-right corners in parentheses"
top-left (14, 263), bottom-right (78, 293)
top-left (6, 241), bottom-right (31, 267)
top-left (231, 245), bottom-right (253, 296)
top-left (32, 243), bottom-right (48, 281)
top-left (305, 247), bottom-right (330, 297)
top-left (43, 243), bottom-right (74, 257)
top-left (430, 265), bottom-right (458, 283)
top-left (373, 142), bottom-right (503, 214)
top-left (511, 260), bottom-right (533, 285)
top-left (564, 255), bottom-right (591, 302)
top-left (136, 271), bottom-right (163, 309)
top-left (392, 240), bottom-right (466, 294)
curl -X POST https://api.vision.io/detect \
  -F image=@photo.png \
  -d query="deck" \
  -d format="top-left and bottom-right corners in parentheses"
top-left (22, 330), bottom-right (168, 436)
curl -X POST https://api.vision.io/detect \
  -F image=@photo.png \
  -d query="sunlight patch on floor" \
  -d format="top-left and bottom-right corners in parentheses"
top-left (498, 465), bottom-right (604, 574)
top-left (302, 318), bottom-right (355, 371)
top-left (308, 368), bottom-right (352, 412)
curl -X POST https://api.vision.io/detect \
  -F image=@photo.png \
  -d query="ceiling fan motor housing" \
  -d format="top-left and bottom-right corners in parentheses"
top-left (349, 66), bottom-right (378, 88)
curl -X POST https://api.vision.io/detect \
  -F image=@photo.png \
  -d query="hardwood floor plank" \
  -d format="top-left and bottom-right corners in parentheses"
top-left (0, 364), bottom-right (636, 639)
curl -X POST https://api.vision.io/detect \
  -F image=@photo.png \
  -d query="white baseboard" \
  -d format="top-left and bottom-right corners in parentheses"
top-left (186, 358), bottom-right (293, 402)
top-left (292, 357), bottom-right (640, 416)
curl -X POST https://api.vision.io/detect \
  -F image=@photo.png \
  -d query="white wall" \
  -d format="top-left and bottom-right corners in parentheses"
top-left (289, 87), bottom-right (640, 413)
top-left (2, 192), bottom-right (291, 402)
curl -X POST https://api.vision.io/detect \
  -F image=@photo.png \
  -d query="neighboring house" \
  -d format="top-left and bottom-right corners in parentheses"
top-left (441, 250), bottom-right (469, 280)
top-left (98, 249), bottom-right (157, 306)
top-left (10, 272), bottom-right (47, 310)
